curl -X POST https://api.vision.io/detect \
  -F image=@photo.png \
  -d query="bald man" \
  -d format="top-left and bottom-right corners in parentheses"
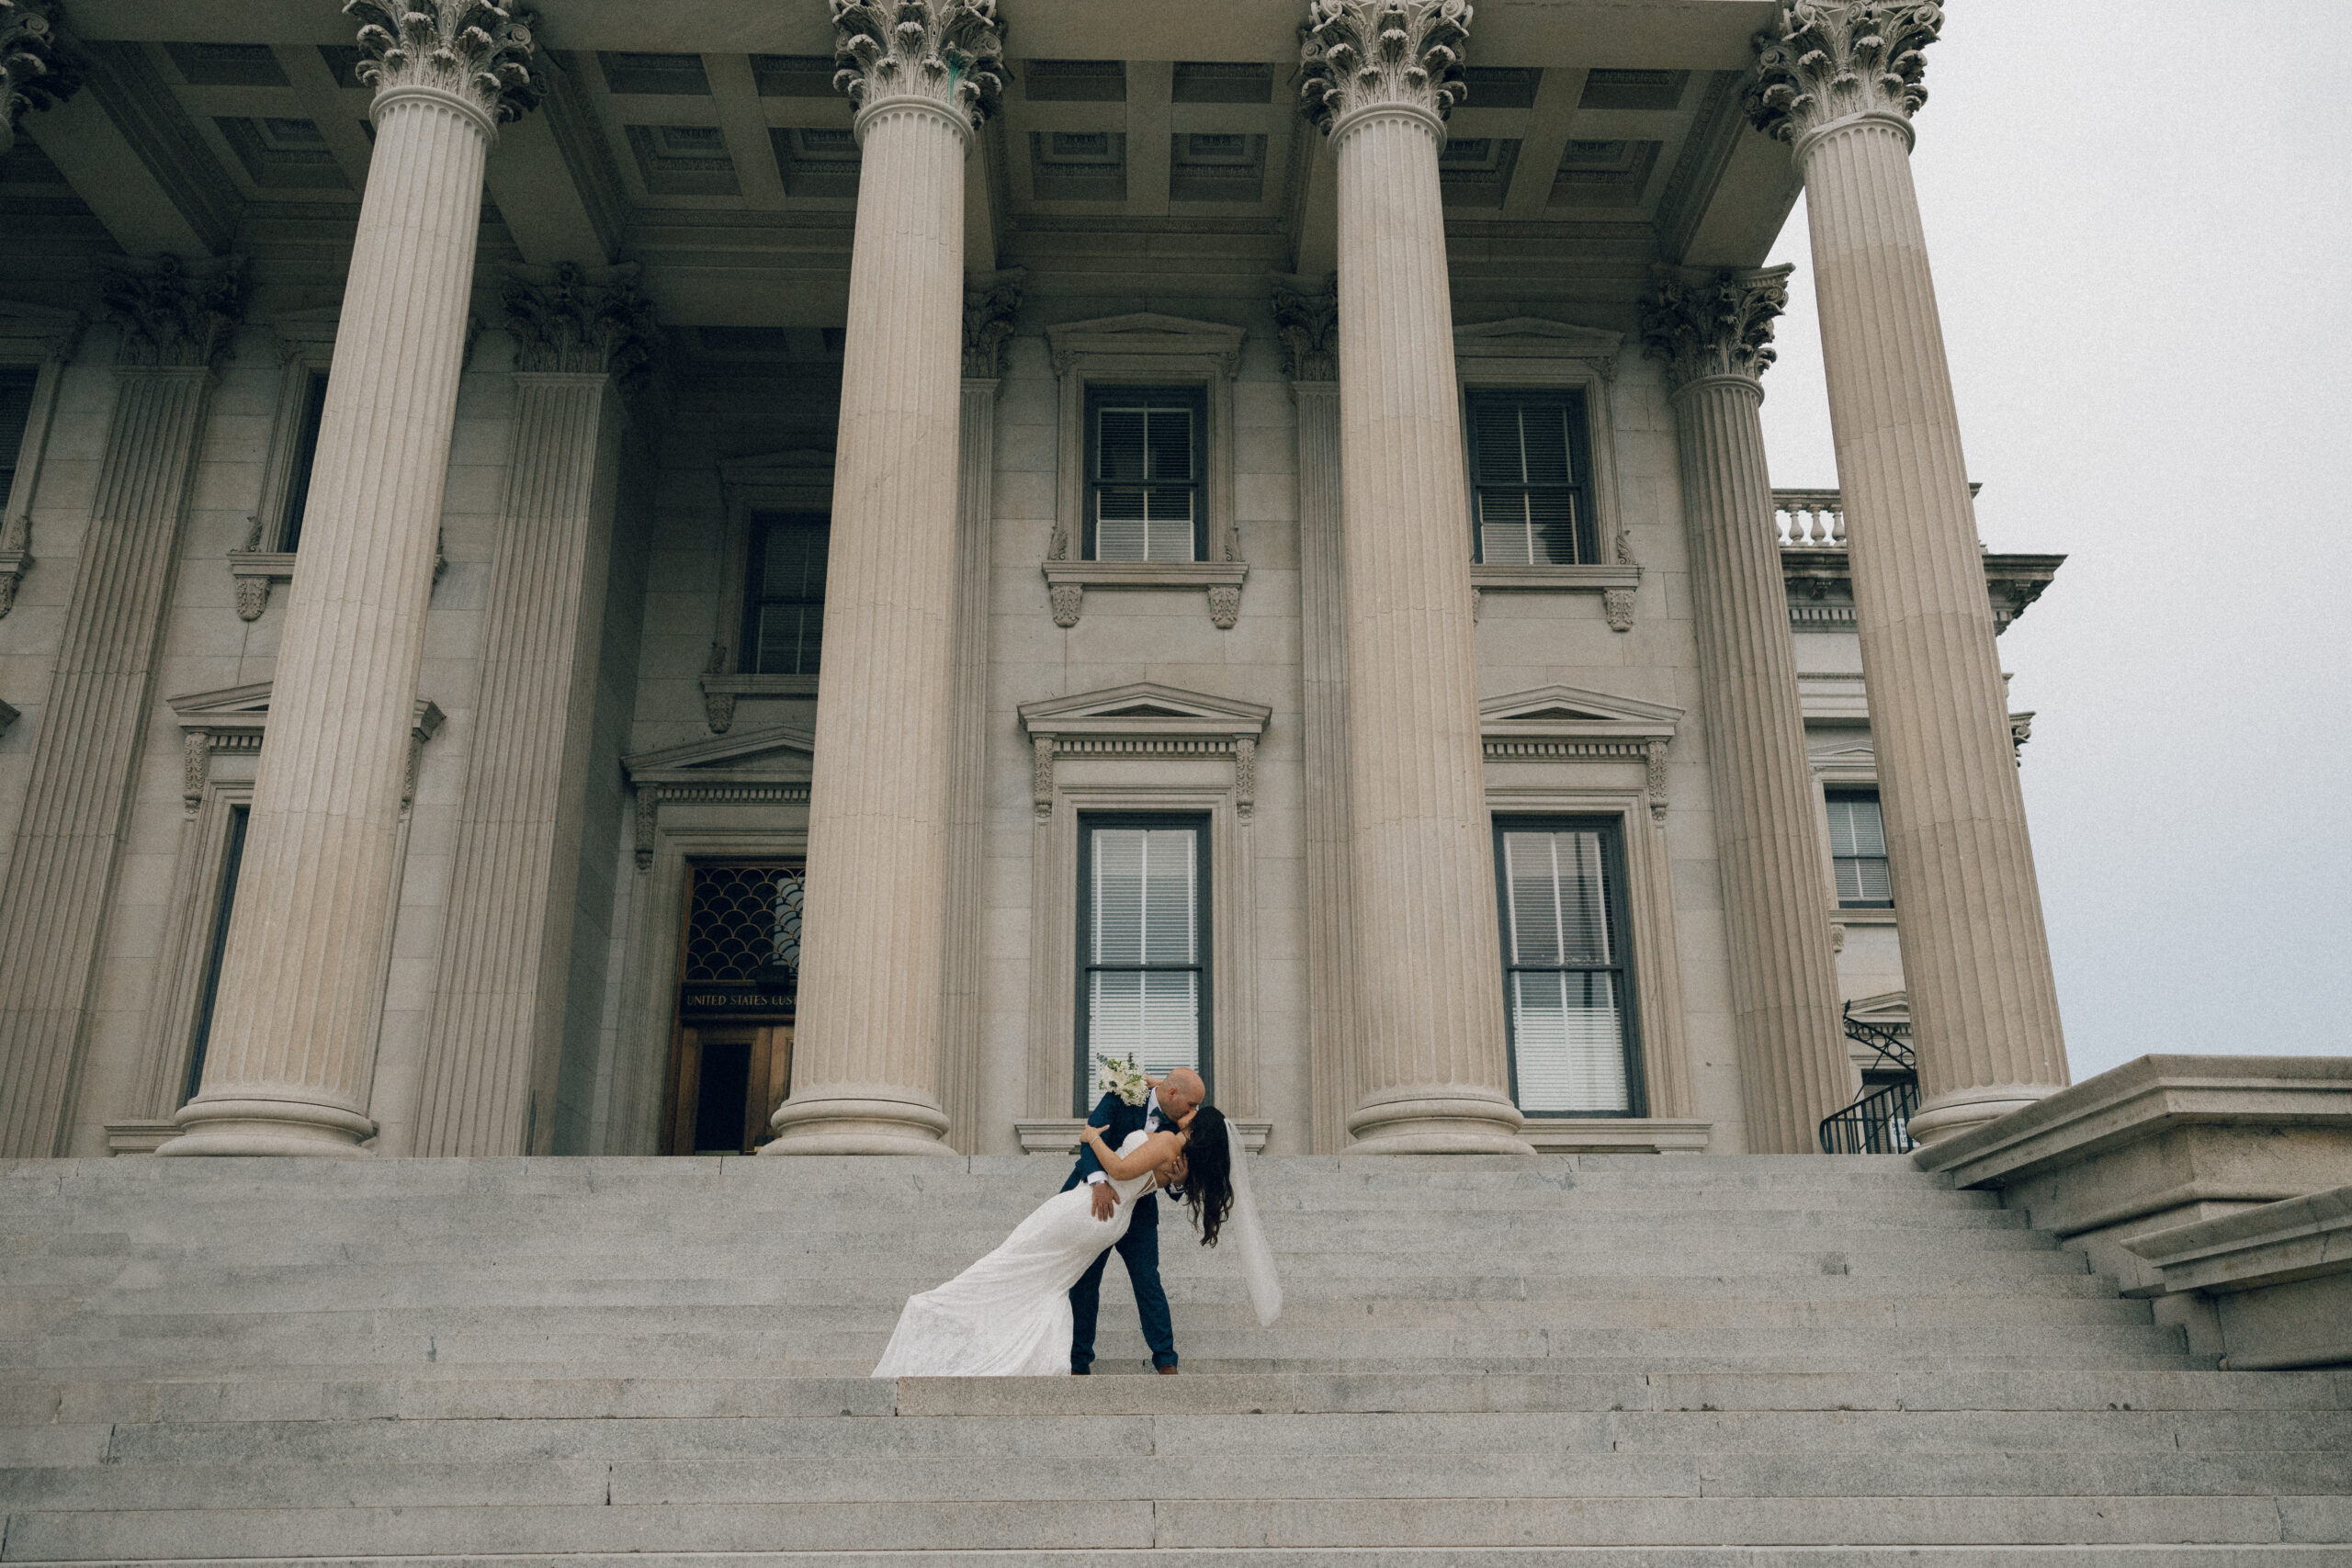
top-left (1062, 1066), bottom-right (1202, 1374)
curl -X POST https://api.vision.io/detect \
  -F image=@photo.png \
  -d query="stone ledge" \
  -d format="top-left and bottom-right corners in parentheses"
top-left (2125, 1184), bottom-right (2352, 1371)
top-left (1039, 560), bottom-right (1249, 628)
top-left (1520, 1118), bottom-right (1712, 1155)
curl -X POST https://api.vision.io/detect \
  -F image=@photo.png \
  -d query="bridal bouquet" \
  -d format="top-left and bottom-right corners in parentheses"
top-left (1094, 1052), bottom-right (1148, 1108)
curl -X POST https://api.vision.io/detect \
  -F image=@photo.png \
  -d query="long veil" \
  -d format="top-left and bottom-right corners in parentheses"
top-left (1224, 1116), bottom-right (1283, 1326)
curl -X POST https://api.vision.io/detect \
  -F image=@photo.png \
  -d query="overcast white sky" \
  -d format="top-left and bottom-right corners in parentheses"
top-left (1753, 2), bottom-right (2352, 1080)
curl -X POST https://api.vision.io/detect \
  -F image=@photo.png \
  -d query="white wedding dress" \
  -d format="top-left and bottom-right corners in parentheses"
top-left (870, 1130), bottom-right (1167, 1379)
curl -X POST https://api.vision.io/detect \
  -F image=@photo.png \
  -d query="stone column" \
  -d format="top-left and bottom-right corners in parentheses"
top-left (1642, 265), bottom-right (1852, 1155)
top-left (0, 0), bottom-right (78, 160)
top-left (411, 265), bottom-right (656, 1156)
top-left (1749, 1), bottom-right (2068, 1142)
top-left (161, 3), bottom-right (539, 1157)
top-left (763, 2), bottom-right (1004, 1156)
top-left (937, 267), bottom-right (1022, 1154)
top-left (0, 255), bottom-right (240, 1157)
top-left (1301, 1), bottom-right (1530, 1156)
top-left (1272, 273), bottom-right (1359, 1156)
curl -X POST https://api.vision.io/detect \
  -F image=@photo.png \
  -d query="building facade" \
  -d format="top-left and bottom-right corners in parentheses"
top-left (0, 0), bottom-right (2070, 1163)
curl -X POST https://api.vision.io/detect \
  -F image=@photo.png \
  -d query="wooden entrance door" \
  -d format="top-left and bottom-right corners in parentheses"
top-left (666, 1022), bottom-right (793, 1156)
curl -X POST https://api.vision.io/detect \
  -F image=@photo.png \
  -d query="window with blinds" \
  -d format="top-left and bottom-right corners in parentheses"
top-left (0, 367), bottom-right (38, 505)
top-left (1076, 816), bottom-right (1210, 1112)
top-left (1086, 385), bottom-right (1205, 561)
top-left (1464, 388), bottom-right (1597, 565)
top-left (277, 370), bottom-right (330, 552)
top-left (1826, 791), bottom-right (1893, 908)
top-left (741, 512), bottom-right (829, 676)
top-left (183, 805), bottom-right (250, 1108)
top-left (1495, 818), bottom-right (1643, 1116)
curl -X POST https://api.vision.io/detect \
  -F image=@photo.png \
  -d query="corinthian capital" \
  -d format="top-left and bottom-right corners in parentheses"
top-left (1298, 0), bottom-right (1472, 136)
top-left (1747, 1), bottom-right (1942, 146)
top-left (1271, 273), bottom-right (1338, 381)
top-left (103, 254), bottom-right (245, 370)
top-left (502, 263), bottom-right (659, 386)
top-left (831, 0), bottom-right (1005, 132)
top-left (962, 267), bottom-right (1024, 378)
top-left (1639, 265), bottom-right (1792, 396)
top-left (345, 0), bottom-right (539, 127)
top-left (0, 0), bottom-right (81, 159)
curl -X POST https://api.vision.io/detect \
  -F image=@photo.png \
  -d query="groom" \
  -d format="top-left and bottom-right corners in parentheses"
top-left (1063, 1066), bottom-right (1203, 1375)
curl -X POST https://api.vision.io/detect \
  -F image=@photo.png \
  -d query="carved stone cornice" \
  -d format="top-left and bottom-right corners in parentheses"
top-left (345, 0), bottom-right (539, 128)
top-left (1271, 273), bottom-right (1338, 382)
top-left (962, 267), bottom-right (1024, 378)
top-left (501, 262), bottom-right (658, 385)
top-left (1640, 265), bottom-right (1793, 396)
top-left (0, 0), bottom-right (80, 158)
top-left (830, 0), bottom-right (1005, 133)
top-left (1298, 0), bottom-right (1472, 138)
top-left (1747, 1), bottom-right (1942, 151)
top-left (102, 255), bottom-right (245, 370)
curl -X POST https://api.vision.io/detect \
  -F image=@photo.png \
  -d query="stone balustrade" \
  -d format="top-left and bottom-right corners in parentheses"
top-left (1771, 489), bottom-right (1846, 547)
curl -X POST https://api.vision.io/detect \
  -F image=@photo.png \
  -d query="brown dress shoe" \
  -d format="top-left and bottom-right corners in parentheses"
top-left (1157, 1364), bottom-right (1180, 1375)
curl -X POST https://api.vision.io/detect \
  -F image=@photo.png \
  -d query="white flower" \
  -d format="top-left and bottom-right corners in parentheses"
top-left (1094, 1052), bottom-right (1148, 1108)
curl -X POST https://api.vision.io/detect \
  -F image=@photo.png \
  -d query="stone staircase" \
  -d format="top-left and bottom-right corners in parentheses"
top-left (2, 1154), bottom-right (2346, 1564)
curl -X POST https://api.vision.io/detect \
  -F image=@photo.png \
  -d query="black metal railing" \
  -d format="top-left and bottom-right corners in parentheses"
top-left (1818, 1005), bottom-right (1919, 1154)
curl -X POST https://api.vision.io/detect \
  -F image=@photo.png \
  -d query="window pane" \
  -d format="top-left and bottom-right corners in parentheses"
top-left (1098, 406), bottom-right (1147, 481)
top-left (1518, 402), bottom-right (1573, 483)
top-left (1526, 487), bottom-right (1579, 565)
top-left (762, 521), bottom-right (828, 601)
top-left (1472, 399), bottom-right (1526, 484)
top-left (1503, 830), bottom-right (1611, 966)
top-left (278, 370), bottom-right (332, 553)
top-left (1477, 491), bottom-right (1533, 566)
top-left (1091, 828), bottom-right (1195, 964)
top-left (1836, 854), bottom-right (1893, 905)
top-left (1510, 970), bottom-right (1629, 1112)
top-left (756, 604), bottom-right (821, 676)
top-left (0, 368), bottom-right (35, 492)
top-left (1146, 407), bottom-right (1192, 482)
top-left (1088, 969), bottom-right (1200, 1079)
top-left (1826, 795), bottom-right (1887, 858)
top-left (1095, 488), bottom-right (1148, 560)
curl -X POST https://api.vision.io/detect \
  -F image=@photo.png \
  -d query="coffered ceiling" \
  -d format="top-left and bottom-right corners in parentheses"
top-left (3, 2), bottom-right (1804, 329)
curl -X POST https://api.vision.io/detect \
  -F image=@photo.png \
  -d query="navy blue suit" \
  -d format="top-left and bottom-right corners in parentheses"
top-left (1063, 1090), bottom-right (1177, 1371)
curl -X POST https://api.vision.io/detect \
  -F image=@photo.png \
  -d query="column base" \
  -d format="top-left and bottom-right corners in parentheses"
top-left (763, 1092), bottom-right (958, 1157)
top-left (155, 1095), bottom-right (376, 1158)
top-left (1905, 1081), bottom-right (2065, 1146)
top-left (1344, 1089), bottom-right (1536, 1156)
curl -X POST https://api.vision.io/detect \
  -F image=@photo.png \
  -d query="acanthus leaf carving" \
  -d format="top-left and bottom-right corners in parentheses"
top-left (1233, 734), bottom-right (1257, 821)
top-left (232, 575), bottom-right (270, 623)
top-left (1299, 0), bottom-right (1474, 135)
top-left (0, 0), bottom-right (82, 159)
top-left (102, 254), bottom-right (245, 370)
top-left (1603, 587), bottom-right (1635, 634)
top-left (344, 0), bottom-right (540, 125)
top-left (0, 510), bottom-right (28, 619)
top-left (1030, 736), bottom-right (1055, 820)
top-left (1270, 273), bottom-right (1338, 382)
top-left (1206, 583), bottom-right (1241, 631)
top-left (1047, 582), bottom-right (1083, 628)
top-left (1645, 738), bottom-right (1671, 824)
top-left (830, 0), bottom-right (1005, 131)
top-left (1640, 265), bottom-right (1792, 394)
top-left (962, 268), bottom-right (1024, 378)
top-left (1747, 1), bottom-right (1943, 147)
top-left (502, 262), bottom-right (658, 386)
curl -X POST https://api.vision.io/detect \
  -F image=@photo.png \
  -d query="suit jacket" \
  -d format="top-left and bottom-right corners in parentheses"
top-left (1061, 1090), bottom-right (1165, 1201)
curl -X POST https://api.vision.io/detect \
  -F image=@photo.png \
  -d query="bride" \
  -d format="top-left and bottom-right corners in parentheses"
top-left (871, 1101), bottom-right (1278, 1377)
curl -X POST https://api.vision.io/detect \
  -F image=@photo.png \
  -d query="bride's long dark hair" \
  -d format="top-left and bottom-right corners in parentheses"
top-left (1174, 1104), bottom-right (1236, 1247)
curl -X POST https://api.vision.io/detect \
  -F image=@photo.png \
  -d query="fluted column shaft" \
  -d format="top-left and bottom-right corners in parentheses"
top-left (1293, 375), bottom-right (1358, 1156)
top-left (413, 371), bottom-right (627, 1156)
top-left (1800, 114), bottom-right (2068, 1138)
top-left (0, 360), bottom-right (213, 1156)
top-left (1668, 372), bottom-right (1852, 1152)
top-left (164, 87), bottom-right (495, 1156)
top-left (1329, 105), bottom-right (1526, 1155)
top-left (764, 94), bottom-right (968, 1156)
top-left (937, 370), bottom-right (1000, 1154)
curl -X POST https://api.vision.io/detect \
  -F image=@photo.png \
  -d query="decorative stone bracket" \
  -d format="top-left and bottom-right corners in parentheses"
top-left (1468, 562), bottom-right (1642, 631)
top-left (1017, 682), bottom-right (1272, 823)
top-left (1041, 559), bottom-right (1250, 630)
top-left (230, 524), bottom-right (444, 622)
top-left (0, 510), bottom-right (28, 618)
top-left (695, 642), bottom-right (820, 735)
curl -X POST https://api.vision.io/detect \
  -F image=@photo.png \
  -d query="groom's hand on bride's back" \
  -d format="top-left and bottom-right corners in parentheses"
top-left (1090, 1183), bottom-right (1119, 1222)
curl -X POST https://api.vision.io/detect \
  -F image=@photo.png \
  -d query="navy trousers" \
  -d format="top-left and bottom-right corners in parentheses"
top-left (1067, 1191), bottom-right (1177, 1371)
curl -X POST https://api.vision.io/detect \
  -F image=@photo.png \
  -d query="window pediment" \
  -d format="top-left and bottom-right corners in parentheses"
top-left (622, 722), bottom-right (815, 787)
top-left (166, 682), bottom-right (443, 814)
top-left (1481, 684), bottom-right (1681, 743)
top-left (1046, 312), bottom-right (1246, 377)
top-left (1455, 316), bottom-right (1623, 367)
top-left (1020, 682), bottom-right (1271, 741)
